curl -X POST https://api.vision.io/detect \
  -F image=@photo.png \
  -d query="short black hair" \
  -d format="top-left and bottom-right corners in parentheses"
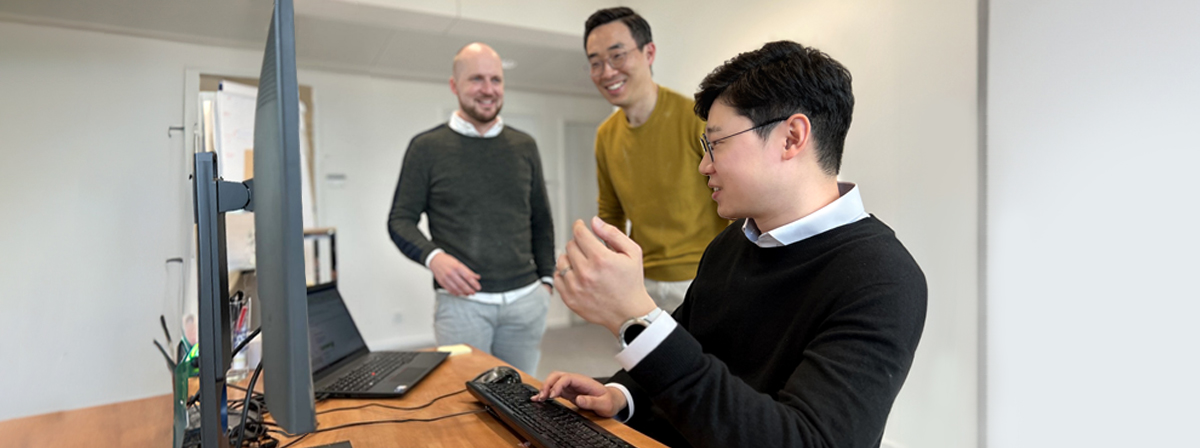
top-left (694, 41), bottom-right (854, 175)
top-left (584, 7), bottom-right (652, 50)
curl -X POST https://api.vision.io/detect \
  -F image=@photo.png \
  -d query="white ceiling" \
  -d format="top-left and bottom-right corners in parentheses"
top-left (0, 0), bottom-right (598, 96)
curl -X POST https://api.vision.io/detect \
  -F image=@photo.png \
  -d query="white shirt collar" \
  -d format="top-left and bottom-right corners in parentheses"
top-left (743, 182), bottom-right (870, 247)
top-left (448, 111), bottom-right (504, 138)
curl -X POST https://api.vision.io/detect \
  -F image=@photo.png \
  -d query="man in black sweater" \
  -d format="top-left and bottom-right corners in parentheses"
top-left (388, 43), bottom-right (555, 374)
top-left (535, 41), bottom-right (926, 447)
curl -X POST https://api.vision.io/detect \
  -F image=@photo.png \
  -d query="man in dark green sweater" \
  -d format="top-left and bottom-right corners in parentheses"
top-left (388, 43), bottom-right (555, 374)
top-left (536, 41), bottom-right (926, 447)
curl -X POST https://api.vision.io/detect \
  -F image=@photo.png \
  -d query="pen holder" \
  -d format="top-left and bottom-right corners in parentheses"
top-left (228, 298), bottom-right (252, 382)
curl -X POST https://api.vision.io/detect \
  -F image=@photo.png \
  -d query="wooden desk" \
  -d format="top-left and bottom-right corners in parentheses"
top-left (0, 347), bottom-right (664, 448)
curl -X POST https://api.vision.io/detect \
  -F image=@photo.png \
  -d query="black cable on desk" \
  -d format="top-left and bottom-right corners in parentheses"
top-left (273, 408), bottom-right (487, 448)
top-left (232, 361), bottom-right (264, 448)
top-left (316, 389), bottom-right (467, 415)
top-left (261, 389), bottom-right (463, 428)
top-left (278, 432), bottom-right (310, 448)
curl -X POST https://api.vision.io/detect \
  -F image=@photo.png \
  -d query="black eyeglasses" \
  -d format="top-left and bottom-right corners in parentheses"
top-left (699, 117), bottom-right (789, 163)
top-left (589, 49), bottom-right (634, 76)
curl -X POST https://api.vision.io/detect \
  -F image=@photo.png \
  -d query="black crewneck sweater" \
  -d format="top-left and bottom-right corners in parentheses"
top-left (612, 216), bottom-right (927, 448)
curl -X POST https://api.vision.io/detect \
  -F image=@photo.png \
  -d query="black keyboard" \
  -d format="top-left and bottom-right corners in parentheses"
top-left (326, 352), bottom-right (418, 392)
top-left (467, 381), bottom-right (634, 448)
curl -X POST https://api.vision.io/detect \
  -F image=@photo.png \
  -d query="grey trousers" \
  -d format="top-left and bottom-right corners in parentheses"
top-left (434, 286), bottom-right (549, 374)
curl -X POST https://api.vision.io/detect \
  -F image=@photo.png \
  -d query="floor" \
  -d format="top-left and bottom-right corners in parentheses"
top-left (534, 322), bottom-right (623, 380)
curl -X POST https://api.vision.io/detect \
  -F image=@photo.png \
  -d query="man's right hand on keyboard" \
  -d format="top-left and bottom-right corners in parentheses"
top-left (532, 371), bottom-right (627, 418)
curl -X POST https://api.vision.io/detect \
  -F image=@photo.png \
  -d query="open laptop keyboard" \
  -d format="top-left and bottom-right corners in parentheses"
top-left (326, 352), bottom-right (418, 392)
top-left (467, 381), bottom-right (634, 448)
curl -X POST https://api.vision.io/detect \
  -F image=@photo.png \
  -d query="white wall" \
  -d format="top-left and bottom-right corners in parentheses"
top-left (988, 1), bottom-right (1200, 446)
top-left (0, 20), bottom-right (253, 421)
top-left (635, 2), bottom-right (982, 448)
top-left (0, 19), bottom-right (611, 421)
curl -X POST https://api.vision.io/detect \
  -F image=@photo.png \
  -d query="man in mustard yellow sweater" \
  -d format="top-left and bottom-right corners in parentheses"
top-left (583, 7), bottom-right (728, 312)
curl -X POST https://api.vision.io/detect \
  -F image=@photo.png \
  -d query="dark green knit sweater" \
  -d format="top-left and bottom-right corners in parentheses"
top-left (387, 124), bottom-right (555, 292)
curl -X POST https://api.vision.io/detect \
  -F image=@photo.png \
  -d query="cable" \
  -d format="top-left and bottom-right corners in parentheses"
top-left (279, 433), bottom-right (309, 448)
top-left (186, 326), bottom-right (263, 408)
top-left (273, 409), bottom-right (487, 448)
top-left (231, 327), bottom-right (261, 358)
top-left (260, 389), bottom-right (458, 428)
top-left (316, 389), bottom-right (467, 415)
top-left (227, 383), bottom-right (263, 399)
top-left (232, 361), bottom-right (264, 448)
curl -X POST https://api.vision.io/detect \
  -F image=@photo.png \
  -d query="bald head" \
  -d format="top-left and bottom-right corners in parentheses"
top-left (449, 42), bottom-right (505, 131)
top-left (453, 42), bottom-right (502, 78)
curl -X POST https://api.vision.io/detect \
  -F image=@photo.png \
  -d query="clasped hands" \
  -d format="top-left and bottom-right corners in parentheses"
top-left (532, 216), bottom-right (657, 417)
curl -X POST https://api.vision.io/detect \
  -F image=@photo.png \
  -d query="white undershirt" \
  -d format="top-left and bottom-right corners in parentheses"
top-left (447, 110), bottom-right (504, 138)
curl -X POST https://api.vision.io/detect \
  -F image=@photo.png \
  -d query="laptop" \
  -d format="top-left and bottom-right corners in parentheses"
top-left (306, 282), bottom-right (448, 398)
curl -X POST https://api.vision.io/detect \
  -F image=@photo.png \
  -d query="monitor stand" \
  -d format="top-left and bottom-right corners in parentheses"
top-left (192, 151), bottom-right (253, 448)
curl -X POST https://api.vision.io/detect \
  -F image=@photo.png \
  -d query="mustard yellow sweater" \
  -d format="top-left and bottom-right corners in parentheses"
top-left (595, 86), bottom-right (729, 281)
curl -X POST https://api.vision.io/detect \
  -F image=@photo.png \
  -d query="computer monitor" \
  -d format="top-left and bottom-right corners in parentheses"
top-left (251, 0), bottom-right (317, 435)
top-left (191, 0), bottom-right (315, 444)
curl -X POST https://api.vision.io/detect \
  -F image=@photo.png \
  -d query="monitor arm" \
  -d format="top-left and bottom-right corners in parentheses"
top-left (192, 152), bottom-right (252, 448)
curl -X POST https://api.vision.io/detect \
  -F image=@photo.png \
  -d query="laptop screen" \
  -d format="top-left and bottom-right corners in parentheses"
top-left (306, 283), bottom-right (368, 373)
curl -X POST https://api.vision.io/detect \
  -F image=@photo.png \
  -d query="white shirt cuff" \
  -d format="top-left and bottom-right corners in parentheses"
top-left (423, 248), bottom-right (444, 268)
top-left (605, 382), bottom-right (635, 423)
top-left (540, 276), bottom-right (554, 287)
top-left (615, 313), bottom-right (678, 371)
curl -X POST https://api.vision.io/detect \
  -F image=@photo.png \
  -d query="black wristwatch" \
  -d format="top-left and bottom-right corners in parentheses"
top-left (618, 307), bottom-right (664, 349)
